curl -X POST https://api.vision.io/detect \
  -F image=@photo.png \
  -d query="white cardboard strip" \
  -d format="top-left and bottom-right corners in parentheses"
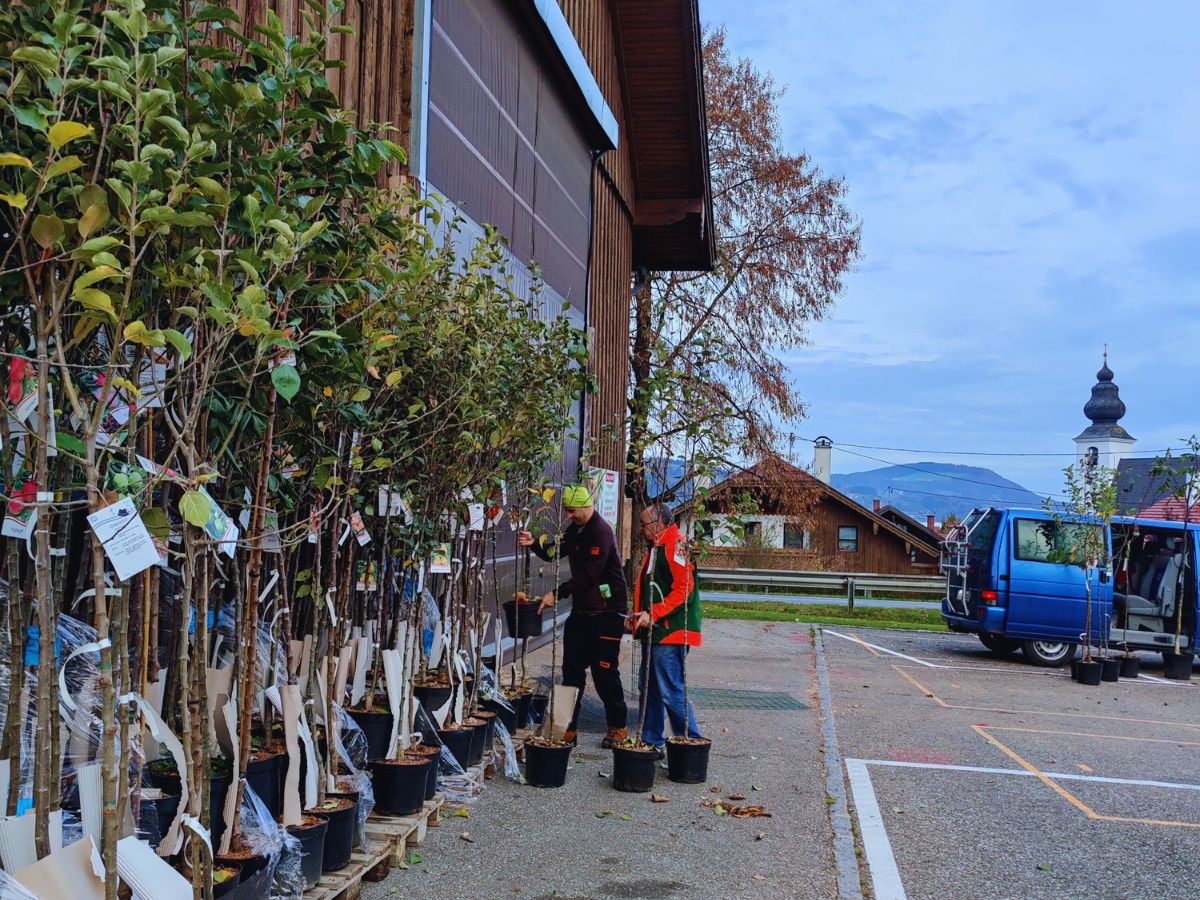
top-left (116, 835), bottom-right (191, 900)
top-left (0, 813), bottom-right (37, 872)
top-left (77, 761), bottom-right (104, 845)
top-left (382, 649), bottom-right (404, 759)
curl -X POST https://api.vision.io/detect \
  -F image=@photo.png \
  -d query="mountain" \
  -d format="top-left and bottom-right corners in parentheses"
top-left (832, 462), bottom-right (1042, 523)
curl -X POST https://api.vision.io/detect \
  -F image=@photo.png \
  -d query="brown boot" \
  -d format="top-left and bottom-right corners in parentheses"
top-left (601, 727), bottom-right (628, 749)
top-left (561, 729), bottom-right (578, 746)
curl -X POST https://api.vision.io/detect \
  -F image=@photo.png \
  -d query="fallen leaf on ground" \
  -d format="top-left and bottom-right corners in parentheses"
top-left (756, 832), bottom-right (767, 841)
top-left (892, 807), bottom-right (904, 815)
top-left (728, 793), bottom-right (746, 801)
top-left (709, 786), bottom-right (722, 793)
top-left (409, 853), bottom-right (423, 865)
top-left (459, 832), bottom-right (474, 843)
top-left (596, 809), bottom-right (613, 818)
top-left (753, 875), bottom-right (766, 881)
top-left (722, 726), bottom-right (730, 733)
top-left (450, 808), bottom-right (469, 818)
top-left (751, 784), bottom-right (762, 791)
top-left (650, 793), bottom-right (670, 803)
top-left (1036, 864), bottom-right (1053, 873)
top-left (729, 805), bottom-right (772, 819)
top-left (713, 804), bottom-right (727, 816)
top-left (620, 815), bottom-right (632, 821)
top-left (598, 771), bottom-right (610, 778)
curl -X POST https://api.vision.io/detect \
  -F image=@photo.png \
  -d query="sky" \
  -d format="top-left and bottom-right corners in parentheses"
top-left (700, 0), bottom-right (1200, 498)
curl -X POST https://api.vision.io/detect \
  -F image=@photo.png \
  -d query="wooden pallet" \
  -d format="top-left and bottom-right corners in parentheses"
top-left (304, 795), bottom-right (444, 900)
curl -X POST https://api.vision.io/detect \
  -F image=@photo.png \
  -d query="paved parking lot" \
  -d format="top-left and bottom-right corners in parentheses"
top-left (823, 627), bottom-right (1200, 899)
top-left (367, 620), bottom-right (1199, 899)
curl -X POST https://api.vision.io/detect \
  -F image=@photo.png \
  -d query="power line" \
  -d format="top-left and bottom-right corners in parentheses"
top-left (802, 437), bottom-right (1186, 459)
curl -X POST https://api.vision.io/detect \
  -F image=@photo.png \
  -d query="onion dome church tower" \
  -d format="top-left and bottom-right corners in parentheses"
top-left (1074, 350), bottom-right (1135, 470)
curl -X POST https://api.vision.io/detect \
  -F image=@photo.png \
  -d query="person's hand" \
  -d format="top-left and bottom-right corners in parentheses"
top-left (517, 529), bottom-right (534, 548)
top-left (634, 611), bottom-right (651, 632)
top-left (537, 591), bottom-right (556, 614)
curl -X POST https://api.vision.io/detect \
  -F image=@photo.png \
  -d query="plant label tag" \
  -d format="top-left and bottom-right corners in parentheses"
top-left (87, 497), bottom-right (159, 582)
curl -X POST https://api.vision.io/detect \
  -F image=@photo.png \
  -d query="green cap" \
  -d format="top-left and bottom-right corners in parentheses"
top-left (561, 484), bottom-right (594, 509)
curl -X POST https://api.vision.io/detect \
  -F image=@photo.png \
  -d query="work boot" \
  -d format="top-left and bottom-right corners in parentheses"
top-left (561, 729), bottom-right (578, 747)
top-left (600, 727), bottom-right (628, 749)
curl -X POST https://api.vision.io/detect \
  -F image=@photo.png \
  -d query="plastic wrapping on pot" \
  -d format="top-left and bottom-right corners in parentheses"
top-left (332, 708), bottom-right (374, 846)
top-left (238, 783), bottom-right (305, 900)
top-left (474, 665), bottom-right (512, 710)
top-left (0, 869), bottom-right (37, 900)
top-left (420, 589), bottom-right (440, 656)
top-left (492, 720), bottom-right (522, 784)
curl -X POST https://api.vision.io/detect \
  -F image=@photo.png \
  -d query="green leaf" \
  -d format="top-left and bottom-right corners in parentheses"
top-left (74, 265), bottom-right (122, 291)
top-left (46, 155), bottom-right (84, 178)
top-left (0, 193), bottom-right (28, 210)
top-left (266, 218), bottom-right (294, 241)
top-left (12, 46), bottom-right (58, 76)
top-left (193, 176), bottom-right (230, 205)
top-left (0, 153), bottom-right (33, 168)
top-left (351, 387), bottom-right (370, 403)
top-left (48, 121), bottom-right (93, 151)
top-left (73, 288), bottom-right (116, 318)
top-left (78, 203), bottom-right (109, 239)
top-left (31, 214), bottom-right (64, 248)
top-left (141, 508), bottom-right (169, 539)
top-left (78, 235), bottom-right (121, 254)
top-left (386, 370), bottom-right (404, 388)
top-left (172, 211), bottom-right (215, 228)
top-left (308, 329), bottom-right (341, 340)
top-left (179, 490), bottom-right (211, 527)
top-left (272, 364), bottom-right (300, 402)
top-left (123, 321), bottom-right (166, 347)
top-left (154, 115), bottom-right (190, 145)
top-left (55, 433), bottom-right (86, 456)
top-left (162, 329), bottom-right (192, 362)
top-left (12, 106), bottom-right (48, 132)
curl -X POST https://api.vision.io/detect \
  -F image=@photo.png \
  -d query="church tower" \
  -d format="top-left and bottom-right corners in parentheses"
top-left (1074, 351), bottom-right (1135, 470)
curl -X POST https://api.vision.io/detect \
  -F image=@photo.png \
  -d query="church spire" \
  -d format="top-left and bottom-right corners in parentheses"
top-left (1074, 350), bottom-right (1136, 470)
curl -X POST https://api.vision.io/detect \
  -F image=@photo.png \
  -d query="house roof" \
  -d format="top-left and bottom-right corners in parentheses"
top-left (878, 504), bottom-right (944, 545)
top-left (1115, 457), bottom-right (1193, 515)
top-left (612, 0), bottom-right (715, 271)
top-left (683, 457), bottom-right (941, 558)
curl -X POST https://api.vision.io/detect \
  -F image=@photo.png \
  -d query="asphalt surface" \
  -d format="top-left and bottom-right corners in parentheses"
top-left (364, 620), bottom-right (1200, 900)
top-left (364, 619), bottom-right (838, 900)
top-left (823, 627), bottom-right (1200, 899)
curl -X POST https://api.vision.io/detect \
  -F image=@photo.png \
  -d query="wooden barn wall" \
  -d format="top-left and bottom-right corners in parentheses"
top-left (558, 0), bottom-right (635, 481)
top-left (225, 0), bottom-right (416, 182)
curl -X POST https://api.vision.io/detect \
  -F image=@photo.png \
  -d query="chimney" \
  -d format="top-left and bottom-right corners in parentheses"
top-left (813, 436), bottom-right (832, 485)
top-left (873, 498), bottom-right (881, 512)
top-left (927, 514), bottom-right (937, 531)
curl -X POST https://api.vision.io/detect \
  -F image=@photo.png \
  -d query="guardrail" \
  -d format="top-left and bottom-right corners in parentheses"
top-left (698, 567), bottom-right (945, 609)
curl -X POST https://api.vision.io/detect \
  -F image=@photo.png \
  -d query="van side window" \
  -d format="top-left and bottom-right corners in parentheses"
top-left (1013, 519), bottom-right (1096, 566)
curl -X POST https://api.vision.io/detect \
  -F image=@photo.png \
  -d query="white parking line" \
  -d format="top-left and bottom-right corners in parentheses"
top-left (845, 757), bottom-right (1200, 899)
top-left (845, 758), bottom-right (907, 900)
top-left (824, 629), bottom-right (938, 667)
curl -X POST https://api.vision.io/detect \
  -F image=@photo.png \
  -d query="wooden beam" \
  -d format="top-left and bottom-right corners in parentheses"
top-left (634, 197), bottom-right (703, 226)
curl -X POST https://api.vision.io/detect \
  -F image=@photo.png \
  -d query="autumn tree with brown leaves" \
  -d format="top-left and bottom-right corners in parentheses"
top-left (627, 28), bottom-right (861, 549)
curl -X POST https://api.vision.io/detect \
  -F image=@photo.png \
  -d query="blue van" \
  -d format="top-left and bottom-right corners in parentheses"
top-left (941, 507), bottom-right (1198, 668)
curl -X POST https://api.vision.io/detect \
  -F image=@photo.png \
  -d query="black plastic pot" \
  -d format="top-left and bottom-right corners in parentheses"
top-left (611, 745), bottom-right (658, 792)
top-left (346, 708), bottom-right (394, 762)
top-left (413, 683), bottom-right (452, 715)
top-left (524, 740), bottom-right (571, 788)
top-left (666, 738), bottom-right (712, 784)
top-left (212, 865), bottom-right (241, 899)
top-left (1119, 656), bottom-right (1141, 678)
top-left (371, 757), bottom-right (432, 816)
top-left (407, 745), bottom-right (441, 801)
top-left (1163, 651), bottom-right (1195, 681)
top-left (286, 814), bottom-right (329, 889)
top-left (480, 696), bottom-right (519, 734)
top-left (309, 797), bottom-right (357, 872)
top-left (246, 752), bottom-right (284, 818)
top-left (472, 709), bottom-right (497, 750)
top-left (464, 717), bottom-right (488, 766)
top-left (138, 791), bottom-right (180, 851)
top-left (437, 726), bottom-right (473, 769)
top-left (514, 692), bottom-right (533, 730)
top-left (1069, 659), bottom-right (1080, 680)
top-left (1077, 660), bottom-right (1102, 685)
top-left (503, 599), bottom-right (544, 639)
top-left (224, 864), bottom-right (270, 900)
top-left (1100, 658), bottom-right (1121, 682)
top-left (328, 788), bottom-right (362, 848)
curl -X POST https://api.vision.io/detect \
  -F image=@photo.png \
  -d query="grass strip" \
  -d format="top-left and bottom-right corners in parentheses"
top-left (703, 600), bottom-right (947, 632)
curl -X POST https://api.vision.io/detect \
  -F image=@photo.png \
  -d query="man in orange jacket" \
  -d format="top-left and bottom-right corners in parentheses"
top-left (630, 502), bottom-right (703, 752)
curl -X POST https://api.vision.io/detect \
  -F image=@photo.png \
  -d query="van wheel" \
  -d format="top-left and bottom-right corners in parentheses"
top-left (1022, 640), bottom-right (1076, 667)
top-left (979, 634), bottom-right (1021, 657)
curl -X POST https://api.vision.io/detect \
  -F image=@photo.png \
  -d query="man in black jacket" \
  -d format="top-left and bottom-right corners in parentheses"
top-left (518, 483), bottom-right (629, 747)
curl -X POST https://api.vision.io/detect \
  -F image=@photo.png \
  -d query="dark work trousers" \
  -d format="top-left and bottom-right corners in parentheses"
top-left (562, 611), bottom-right (628, 730)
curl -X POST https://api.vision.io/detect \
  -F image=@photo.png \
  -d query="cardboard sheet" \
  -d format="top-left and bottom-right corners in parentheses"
top-left (116, 835), bottom-right (191, 900)
top-left (542, 685), bottom-right (580, 743)
top-left (12, 835), bottom-right (103, 900)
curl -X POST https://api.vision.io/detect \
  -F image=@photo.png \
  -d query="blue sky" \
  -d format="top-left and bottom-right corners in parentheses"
top-left (701, 1), bottom-right (1200, 497)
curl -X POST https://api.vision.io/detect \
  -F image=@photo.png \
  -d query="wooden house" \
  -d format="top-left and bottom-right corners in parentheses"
top-left (681, 458), bottom-right (941, 576)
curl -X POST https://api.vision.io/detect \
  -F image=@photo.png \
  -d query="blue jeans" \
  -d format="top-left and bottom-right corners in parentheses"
top-left (638, 643), bottom-right (702, 747)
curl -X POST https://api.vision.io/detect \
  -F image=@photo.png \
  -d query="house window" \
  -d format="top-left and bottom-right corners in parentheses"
top-left (837, 526), bottom-right (859, 552)
top-left (783, 524), bottom-right (811, 549)
top-left (742, 521), bottom-right (762, 541)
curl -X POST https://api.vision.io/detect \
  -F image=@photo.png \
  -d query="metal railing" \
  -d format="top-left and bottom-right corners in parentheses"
top-left (698, 566), bottom-right (945, 609)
